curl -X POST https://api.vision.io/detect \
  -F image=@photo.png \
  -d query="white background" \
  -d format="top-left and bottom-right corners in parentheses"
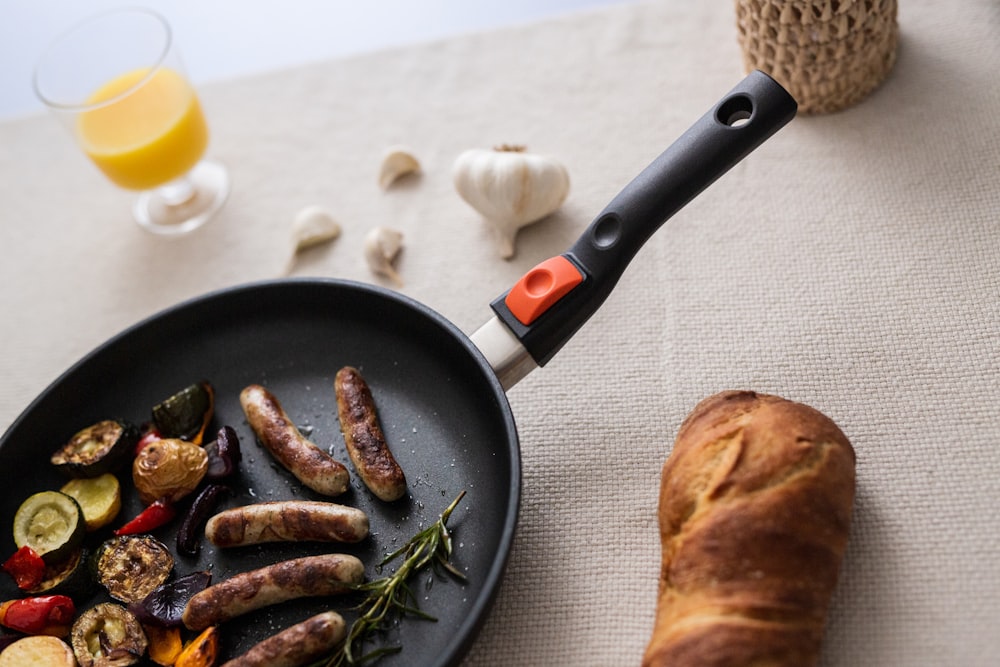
top-left (1, 0), bottom-right (630, 120)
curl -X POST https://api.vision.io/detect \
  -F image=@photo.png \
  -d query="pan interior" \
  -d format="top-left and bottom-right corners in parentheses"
top-left (0, 278), bottom-right (520, 667)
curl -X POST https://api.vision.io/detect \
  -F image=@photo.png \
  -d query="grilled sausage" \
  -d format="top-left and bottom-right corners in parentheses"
top-left (334, 367), bottom-right (406, 501)
top-left (219, 611), bottom-right (346, 667)
top-left (240, 384), bottom-right (350, 496)
top-left (206, 501), bottom-right (369, 547)
top-left (182, 553), bottom-right (363, 631)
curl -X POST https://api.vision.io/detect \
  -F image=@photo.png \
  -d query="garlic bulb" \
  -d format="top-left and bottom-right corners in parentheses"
top-left (378, 146), bottom-right (421, 189)
top-left (284, 205), bottom-right (342, 275)
top-left (452, 145), bottom-right (570, 259)
top-left (364, 226), bottom-right (404, 286)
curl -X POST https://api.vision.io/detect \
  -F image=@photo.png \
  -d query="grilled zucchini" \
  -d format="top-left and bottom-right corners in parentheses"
top-left (12, 491), bottom-right (86, 563)
top-left (152, 381), bottom-right (214, 444)
top-left (50, 420), bottom-right (139, 478)
top-left (93, 535), bottom-right (174, 603)
top-left (70, 602), bottom-right (147, 667)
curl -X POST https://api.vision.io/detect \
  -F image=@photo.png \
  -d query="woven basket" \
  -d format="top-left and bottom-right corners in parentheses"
top-left (735, 0), bottom-right (898, 114)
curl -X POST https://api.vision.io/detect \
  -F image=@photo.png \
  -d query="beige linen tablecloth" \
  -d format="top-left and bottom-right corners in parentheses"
top-left (2, 1), bottom-right (999, 665)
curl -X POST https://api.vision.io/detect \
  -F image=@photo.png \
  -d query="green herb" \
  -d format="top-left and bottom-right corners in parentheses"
top-left (316, 491), bottom-right (468, 667)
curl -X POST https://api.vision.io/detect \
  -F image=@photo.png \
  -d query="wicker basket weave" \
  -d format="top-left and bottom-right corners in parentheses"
top-left (735, 0), bottom-right (898, 114)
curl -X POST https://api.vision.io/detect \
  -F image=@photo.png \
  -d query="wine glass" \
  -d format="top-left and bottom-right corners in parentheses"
top-left (33, 8), bottom-right (229, 236)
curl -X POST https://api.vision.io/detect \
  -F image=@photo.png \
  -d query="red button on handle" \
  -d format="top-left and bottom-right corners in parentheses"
top-left (505, 256), bottom-right (584, 326)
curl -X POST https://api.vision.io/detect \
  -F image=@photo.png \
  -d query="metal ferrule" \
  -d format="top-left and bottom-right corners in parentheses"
top-left (469, 316), bottom-right (538, 391)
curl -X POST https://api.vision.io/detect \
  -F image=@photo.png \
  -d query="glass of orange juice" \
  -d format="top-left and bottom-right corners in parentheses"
top-left (33, 8), bottom-right (228, 236)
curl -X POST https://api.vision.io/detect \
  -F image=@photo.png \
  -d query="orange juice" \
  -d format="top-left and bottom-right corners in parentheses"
top-left (77, 67), bottom-right (208, 191)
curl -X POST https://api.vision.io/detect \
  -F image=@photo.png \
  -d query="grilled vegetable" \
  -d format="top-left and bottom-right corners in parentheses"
top-left (0, 634), bottom-right (17, 654)
top-left (176, 485), bottom-right (229, 557)
top-left (0, 595), bottom-right (75, 636)
top-left (114, 499), bottom-right (176, 536)
top-left (134, 427), bottom-right (163, 455)
top-left (12, 492), bottom-right (85, 564)
top-left (152, 381), bottom-right (214, 444)
top-left (50, 420), bottom-right (139, 478)
top-left (128, 571), bottom-right (211, 628)
top-left (59, 473), bottom-right (122, 532)
top-left (132, 439), bottom-right (207, 505)
top-left (204, 426), bottom-right (242, 480)
top-left (0, 635), bottom-right (76, 667)
top-left (144, 624), bottom-right (183, 666)
top-left (93, 535), bottom-right (174, 603)
top-left (2, 545), bottom-right (46, 590)
top-left (70, 602), bottom-right (147, 667)
top-left (174, 626), bottom-right (219, 667)
top-left (25, 548), bottom-right (94, 600)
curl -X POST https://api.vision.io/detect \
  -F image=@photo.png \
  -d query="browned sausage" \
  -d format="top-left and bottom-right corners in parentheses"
top-left (334, 367), bottom-right (406, 501)
top-left (206, 501), bottom-right (369, 547)
top-left (182, 553), bottom-right (363, 631)
top-left (219, 611), bottom-right (346, 667)
top-left (240, 384), bottom-right (349, 496)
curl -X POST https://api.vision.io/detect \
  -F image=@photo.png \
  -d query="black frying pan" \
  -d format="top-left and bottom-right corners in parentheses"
top-left (0, 71), bottom-right (795, 666)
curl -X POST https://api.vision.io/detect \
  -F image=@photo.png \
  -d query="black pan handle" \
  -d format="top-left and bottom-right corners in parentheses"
top-left (488, 70), bottom-right (797, 368)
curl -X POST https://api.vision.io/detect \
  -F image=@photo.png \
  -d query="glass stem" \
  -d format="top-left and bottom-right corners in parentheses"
top-left (157, 174), bottom-right (196, 206)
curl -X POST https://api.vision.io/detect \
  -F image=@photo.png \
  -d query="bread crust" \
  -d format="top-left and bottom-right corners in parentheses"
top-left (643, 391), bottom-right (856, 667)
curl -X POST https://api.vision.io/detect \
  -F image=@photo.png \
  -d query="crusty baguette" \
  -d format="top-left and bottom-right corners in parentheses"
top-left (643, 390), bottom-right (856, 667)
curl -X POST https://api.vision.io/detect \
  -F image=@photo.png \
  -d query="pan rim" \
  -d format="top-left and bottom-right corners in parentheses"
top-left (0, 276), bottom-right (522, 667)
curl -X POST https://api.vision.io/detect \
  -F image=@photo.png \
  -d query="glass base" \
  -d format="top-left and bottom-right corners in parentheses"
top-left (133, 159), bottom-right (229, 236)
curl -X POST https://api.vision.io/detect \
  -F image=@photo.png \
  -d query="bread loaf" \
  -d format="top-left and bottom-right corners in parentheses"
top-left (643, 391), bottom-right (856, 667)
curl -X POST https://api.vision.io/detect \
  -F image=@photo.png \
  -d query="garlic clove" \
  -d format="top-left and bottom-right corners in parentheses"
top-left (378, 146), bottom-right (421, 189)
top-left (452, 145), bottom-right (570, 259)
top-left (364, 226), bottom-right (404, 286)
top-left (284, 205), bottom-right (342, 275)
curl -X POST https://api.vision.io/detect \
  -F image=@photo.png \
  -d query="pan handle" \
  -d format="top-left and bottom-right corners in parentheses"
top-left (474, 70), bottom-right (797, 389)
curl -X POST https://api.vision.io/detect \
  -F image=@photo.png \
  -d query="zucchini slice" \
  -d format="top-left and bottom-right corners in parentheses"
top-left (60, 473), bottom-right (122, 532)
top-left (0, 635), bottom-right (77, 667)
top-left (12, 491), bottom-right (86, 563)
top-left (70, 602), bottom-right (147, 667)
top-left (26, 548), bottom-right (95, 600)
top-left (93, 535), bottom-right (174, 603)
top-left (152, 381), bottom-right (214, 444)
top-left (50, 420), bottom-right (139, 478)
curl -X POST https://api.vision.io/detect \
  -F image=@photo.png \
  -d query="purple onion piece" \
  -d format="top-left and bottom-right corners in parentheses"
top-left (176, 483), bottom-right (230, 557)
top-left (204, 425), bottom-right (242, 479)
top-left (128, 570), bottom-right (212, 627)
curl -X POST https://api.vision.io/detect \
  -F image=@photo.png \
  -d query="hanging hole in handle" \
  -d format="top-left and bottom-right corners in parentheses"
top-left (717, 94), bottom-right (754, 127)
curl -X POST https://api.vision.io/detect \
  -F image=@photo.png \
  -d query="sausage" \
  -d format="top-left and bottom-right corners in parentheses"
top-left (182, 553), bottom-right (363, 631)
top-left (334, 367), bottom-right (407, 501)
top-left (219, 611), bottom-right (346, 667)
top-left (240, 384), bottom-right (350, 496)
top-left (206, 500), bottom-right (369, 547)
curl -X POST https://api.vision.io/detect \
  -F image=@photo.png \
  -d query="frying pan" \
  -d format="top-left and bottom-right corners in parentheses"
top-left (0, 71), bottom-right (796, 665)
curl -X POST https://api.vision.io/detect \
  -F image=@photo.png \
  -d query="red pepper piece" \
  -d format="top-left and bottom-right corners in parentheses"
top-left (0, 595), bottom-right (75, 636)
top-left (115, 498), bottom-right (177, 536)
top-left (135, 426), bottom-right (164, 455)
top-left (1, 545), bottom-right (46, 590)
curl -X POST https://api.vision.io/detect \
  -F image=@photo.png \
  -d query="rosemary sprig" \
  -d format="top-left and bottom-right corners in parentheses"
top-left (316, 491), bottom-right (468, 667)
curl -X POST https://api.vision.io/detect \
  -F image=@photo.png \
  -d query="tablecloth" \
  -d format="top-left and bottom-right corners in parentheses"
top-left (1, 1), bottom-right (998, 665)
